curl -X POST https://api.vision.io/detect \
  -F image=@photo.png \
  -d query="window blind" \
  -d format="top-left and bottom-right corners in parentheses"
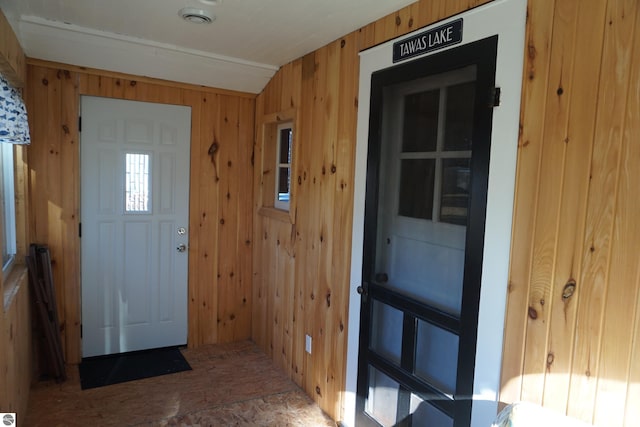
top-left (0, 74), bottom-right (30, 145)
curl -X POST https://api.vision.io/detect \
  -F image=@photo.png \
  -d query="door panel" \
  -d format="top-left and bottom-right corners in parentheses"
top-left (81, 96), bottom-right (191, 358)
top-left (357, 36), bottom-right (497, 427)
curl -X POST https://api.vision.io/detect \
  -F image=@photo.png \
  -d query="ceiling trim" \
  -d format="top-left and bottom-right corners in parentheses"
top-left (18, 15), bottom-right (279, 93)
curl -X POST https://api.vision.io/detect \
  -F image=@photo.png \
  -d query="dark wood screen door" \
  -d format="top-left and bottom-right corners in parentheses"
top-left (356, 36), bottom-right (498, 427)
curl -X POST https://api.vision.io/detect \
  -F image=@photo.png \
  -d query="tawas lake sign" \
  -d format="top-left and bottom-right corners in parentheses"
top-left (393, 19), bottom-right (463, 63)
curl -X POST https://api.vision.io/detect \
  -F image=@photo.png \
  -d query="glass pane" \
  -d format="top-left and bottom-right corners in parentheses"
top-left (415, 320), bottom-right (459, 395)
top-left (402, 90), bottom-right (439, 152)
top-left (366, 367), bottom-right (400, 427)
top-left (370, 300), bottom-right (402, 364)
top-left (0, 143), bottom-right (14, 268)
top-left (410, 394), bottom-right (454, 427)
top-left (444, 81), bottom-right (475, 151)
top-left (398, 159), bottom-right (435, 219)
top-left (278, 127), bottom-right (292, 163)
top-left (440, 158), bottom-right (471, 226)
top-left (125, 153), bottom-right (151, 213)
top-left (385, 230), bottom-right (465, 314)
top-left (277, 167), bottom-right (290, 201)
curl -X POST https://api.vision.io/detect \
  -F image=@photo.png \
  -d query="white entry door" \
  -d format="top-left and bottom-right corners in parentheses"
top-left (80, 96), bottom-right (191, 358)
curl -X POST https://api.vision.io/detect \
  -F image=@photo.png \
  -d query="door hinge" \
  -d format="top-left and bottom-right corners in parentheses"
top-left (80, 324), bottom-right (83, 338)
top-left (490, 87), bottom-right (501, 107)
top-left (78, 116), bottom-right (82, 132)
top-left (79, 222), bottom-right (82, 238)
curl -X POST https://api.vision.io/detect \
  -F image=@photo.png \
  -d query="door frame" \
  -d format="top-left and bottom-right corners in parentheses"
top-left (345, 1), bottom-right (527, 426)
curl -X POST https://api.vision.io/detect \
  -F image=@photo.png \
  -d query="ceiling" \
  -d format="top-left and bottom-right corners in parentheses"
top-left (0, 0), bottom-right (417, 93)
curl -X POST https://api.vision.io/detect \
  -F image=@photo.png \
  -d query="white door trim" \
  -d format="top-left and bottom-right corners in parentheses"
top-left (345, 1), bottom-right (527, 426)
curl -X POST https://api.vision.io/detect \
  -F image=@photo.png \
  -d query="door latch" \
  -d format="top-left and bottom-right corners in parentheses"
top-left (490, 87), bottom-right (501, 107)
top-left (357, 282), bottom-right (369, 299)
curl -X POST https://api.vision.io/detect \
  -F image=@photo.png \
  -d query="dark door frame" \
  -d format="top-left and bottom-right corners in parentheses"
top-left (356, 36), bottom-right (498, 427)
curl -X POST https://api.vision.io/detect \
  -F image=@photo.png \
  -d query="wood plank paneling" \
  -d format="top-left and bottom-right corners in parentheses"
top-left (252, 0), bottom-right (491, 421)
top-left (185, 89), bottom-right (203, 348)
top-left (621, 9), bottom-right (640, 426)
top-left (0, 11), bottom-right (31, 415)
top-left (27, 61), bottom-right (255, 364)
top-left (251, 93), bottom-right (267, 352)
top-left (540, 0), bottom-right (607, 413)
top-left (519, 0), bottom-right (581, 405)
top-left (502, 0), bottom-right (640, 426)
top-left (196, 92), bottom-right (221, 345)
top-left (215, 93), bottom-right (237, 342)
top-left (328, 31), bottom-right (359, 419)
top-left (20, 0), bottom-right (640, 425)
top-left (500, 0), bottom-right (556, 404)
top-left (0, 9), bottom-right (26, 87)
top-left (237, 97), bottom-right (255, 340)
top-left (567, 0), bottom-right (637, 422)
top-left (216, 94), bottom-right (254, 342)
top-left (0, 271), bottom-right (32, 415)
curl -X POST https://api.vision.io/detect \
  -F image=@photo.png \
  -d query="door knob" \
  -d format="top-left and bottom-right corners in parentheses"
top-left (177, 244), bottom-right (187, 252)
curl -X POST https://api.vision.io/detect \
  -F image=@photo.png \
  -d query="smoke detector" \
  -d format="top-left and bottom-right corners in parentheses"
top-left (179, 7), bottom-right (215, 24)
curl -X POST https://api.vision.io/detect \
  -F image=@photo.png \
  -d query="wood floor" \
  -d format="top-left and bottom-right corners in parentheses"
top-left (25, 341), bottom-right (336, 426)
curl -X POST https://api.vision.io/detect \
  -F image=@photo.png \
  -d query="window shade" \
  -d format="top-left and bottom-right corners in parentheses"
top-left (0, 74), bottom-right (30, 145)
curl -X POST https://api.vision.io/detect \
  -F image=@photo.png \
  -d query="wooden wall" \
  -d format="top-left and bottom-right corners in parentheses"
top-left (252, 0), bottom-right (492, 421)
top-left (0, 9), bottom-right (25, 89)
top-left (25, 60), bottom-right (255, 365)
top-left (0, 7), bottom-right (32, 416)
top-left (501, 0), bottom-right (640, 426)
top-left (0, 272), bottom-right (31, 416)
top-left (16, 0), bottom-right (640, 425)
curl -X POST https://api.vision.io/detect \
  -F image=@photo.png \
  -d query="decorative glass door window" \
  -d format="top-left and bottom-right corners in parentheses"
top-left (125, 153), bottom-right (151, 213)
top-left (275, 122), bottom-right (293, 210)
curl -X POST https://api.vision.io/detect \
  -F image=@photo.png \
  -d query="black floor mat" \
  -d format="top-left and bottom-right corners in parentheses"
top-left (78, 346), bottom-right (192, 390)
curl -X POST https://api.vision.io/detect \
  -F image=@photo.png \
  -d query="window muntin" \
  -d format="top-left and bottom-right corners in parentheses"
top-left (274, 123), bottom-right (293, 211)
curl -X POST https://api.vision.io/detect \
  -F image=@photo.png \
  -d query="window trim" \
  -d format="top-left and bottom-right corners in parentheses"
top-left (2, 143), bottom-right (28, 309)
top-left (257, 109), bottom-right (298, 224)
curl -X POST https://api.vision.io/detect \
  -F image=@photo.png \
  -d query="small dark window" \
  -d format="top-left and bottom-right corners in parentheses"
top-left (275, 123), bottom-right (293, 210)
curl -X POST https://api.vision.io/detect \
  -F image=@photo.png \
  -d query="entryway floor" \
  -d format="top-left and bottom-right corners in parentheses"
top-left (25, 340), bottom-right (336, 426)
